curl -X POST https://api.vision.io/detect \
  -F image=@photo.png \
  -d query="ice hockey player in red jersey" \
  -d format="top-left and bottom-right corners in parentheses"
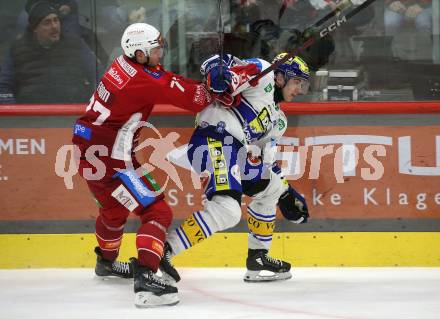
top-left (72, 22), bottom-right (213, 308)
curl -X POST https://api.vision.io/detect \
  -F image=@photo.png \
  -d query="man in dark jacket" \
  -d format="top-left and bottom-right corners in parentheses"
top-left (0, 1), bottom-right (102, 104)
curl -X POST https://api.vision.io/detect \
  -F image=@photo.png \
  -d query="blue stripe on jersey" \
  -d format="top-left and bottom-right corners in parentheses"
top-left (193, 212), bottom-right (207, 238)
top-left (195, 211), bottom-right (212, 236)
top-left (241, 95), bottom-right (260, 115)
top-left (230, 107), bottom-right (245, 127)
top-left (243, 58), bottom-right (263, 72)
top-left (247, 207), bottom-right (276, 221)
top-left (235, 99), bottom-right (258, 125)
top-left (176, 227), bottom-right (189, 249)
top-left (251, 233), bottom-right (273, 242)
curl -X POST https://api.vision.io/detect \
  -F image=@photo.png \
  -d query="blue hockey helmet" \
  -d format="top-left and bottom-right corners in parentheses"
top-left (273, 53), bottom-right (310, 94)
top-left (272, 53), bottom-right (309, 82)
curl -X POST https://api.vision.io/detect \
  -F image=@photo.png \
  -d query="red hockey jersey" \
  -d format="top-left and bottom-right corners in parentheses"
top-left (73, 55), bottom-right (212, 162)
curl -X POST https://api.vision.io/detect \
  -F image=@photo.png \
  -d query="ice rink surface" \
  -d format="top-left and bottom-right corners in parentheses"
top-left (1, 267), bottom-right (439, 319)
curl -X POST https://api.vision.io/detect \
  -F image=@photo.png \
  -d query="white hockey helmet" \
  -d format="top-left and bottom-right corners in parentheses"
top-left (120, 23), bottom-right (163, 58)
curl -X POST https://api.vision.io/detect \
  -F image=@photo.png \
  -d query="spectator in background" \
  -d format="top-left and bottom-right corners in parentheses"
top-left (16, 0), bottom-right (108, 66)
top-left (16, 0), bottom-right (81, 39)
top-left (0, 1), bottom-right (102, 104)
top-left (385, 0), bottom-right (432, 34)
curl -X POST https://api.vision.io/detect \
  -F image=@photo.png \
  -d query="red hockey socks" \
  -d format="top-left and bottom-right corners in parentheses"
top-left (136, 221), bottom-right (166, 271)
top-left (95, 215), bottom-right (124, 261)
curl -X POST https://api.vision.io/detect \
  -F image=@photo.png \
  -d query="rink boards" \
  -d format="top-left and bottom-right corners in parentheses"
top-left (1, 232), bottom-right (440, 268)
top-left (0, 106), bottom-right (440, 268)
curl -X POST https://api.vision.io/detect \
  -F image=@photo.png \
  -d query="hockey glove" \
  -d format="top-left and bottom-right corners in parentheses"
top-left (229, 64), bottom-right (260, 91)
top-left (278, 184), bottom-right (309, 224)
top-left (213, 91), bottom-right (241, 107)
top-left (200, 54), bottom-right (235, 77)
top-left (206, 65), bottom-right (232, 93)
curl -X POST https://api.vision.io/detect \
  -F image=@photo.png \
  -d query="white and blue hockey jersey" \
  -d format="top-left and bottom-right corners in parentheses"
top-left (195, 57), bottom-right (287, 161)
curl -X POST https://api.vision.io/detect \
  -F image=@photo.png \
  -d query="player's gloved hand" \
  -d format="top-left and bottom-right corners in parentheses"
top-left (278, 184), bottom-right (309, 224)
top-left (200, 54), bottom-right (235, 77)
top-left (206, 65), bottom-right (232, 93)
top-left (213, 91), bottom-right (241, 107)
top-left (229, 64), bottom-right (260, 91)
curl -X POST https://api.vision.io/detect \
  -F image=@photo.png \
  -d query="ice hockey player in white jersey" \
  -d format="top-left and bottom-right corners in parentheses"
top-left (160, 53), bottom-right (310, 285)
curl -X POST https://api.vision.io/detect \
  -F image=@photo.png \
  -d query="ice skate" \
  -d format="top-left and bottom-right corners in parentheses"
top-left (244, 249), bottom-right (292, 282)
top-left (159, 242), bottom-right (181, 284)
top-left (94, 247), bottom-right (133, 278)
top-left (131, 258), bottom-right (179, 307)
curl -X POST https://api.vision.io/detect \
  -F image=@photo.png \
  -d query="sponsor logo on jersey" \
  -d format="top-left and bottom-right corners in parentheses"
top-left (104, 240), bottom-right (121, 249)
top-left (207, 138), bottom-right (230, 191)
top-left (278, 118), bottom-right (286, 131)
top-left (117, 56), bottom-right (137, 77)
top-left (264, 83), bottom-right (273, 93)
top-left (115, 170), bottom-right (157, 207)
top-left (111, 185), bottom-right (139, 212)
top-left (151, 240), bottom-right (164, 255)
top-left (193, 84), bottom-right (211, 105)
top-left (73, 123), bottom-right (91, 140)
top-left (105, 64), bottom-right (130, 89)
top-left (144, 67), bottom-right (163, 79)
top-left (96, 81), bottom-right (111, 103)
top-left (124, 170), bottom-right (151, 197)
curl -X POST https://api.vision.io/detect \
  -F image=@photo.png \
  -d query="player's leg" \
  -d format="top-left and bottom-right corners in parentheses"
top-left (84, 177), bottom-right (133, 279)
top-left (132, 198), bottom-right (178, 307)
top-left (243, 162), bottom-right (292, 282)
top-left (164, 133), bottom-right (244, 281)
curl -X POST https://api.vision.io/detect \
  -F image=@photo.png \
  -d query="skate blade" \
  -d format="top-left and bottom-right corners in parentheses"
top-left (94, 274), bottom-right (132, 282)
top-left (243, 270), bottom-right (292, 283)
top-left (134, 291), bottom-right (179, 308)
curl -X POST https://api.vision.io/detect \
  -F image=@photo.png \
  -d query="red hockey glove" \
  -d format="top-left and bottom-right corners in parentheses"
top-left (213, 91), bottom-right (241, 107)
top-left (229, 63), bottom-right (260, 92)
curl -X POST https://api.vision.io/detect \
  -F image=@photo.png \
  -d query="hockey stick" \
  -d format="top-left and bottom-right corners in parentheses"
top-left (232, 0), bottom-right (377, 96)
top-left (217, 0), bottom-right (224, 81)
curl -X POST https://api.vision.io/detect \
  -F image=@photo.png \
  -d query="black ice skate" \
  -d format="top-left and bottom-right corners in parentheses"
top-left (244, 249), bottom-right (292, 282)
top-left (131, 258), bottom-right (179, 307)
top-left (159, 242), bottom-right (181, 284)
top-left (94, 247), bottom-right (133, 279)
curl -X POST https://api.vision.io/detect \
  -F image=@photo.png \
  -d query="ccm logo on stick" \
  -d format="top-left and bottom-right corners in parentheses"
top-left (320, 16), bottom-right (347, 37)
